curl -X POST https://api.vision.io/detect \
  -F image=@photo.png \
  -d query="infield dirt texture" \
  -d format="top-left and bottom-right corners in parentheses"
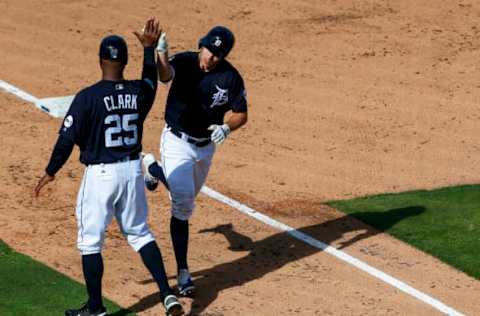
top-left (1, 0), bottom-right (479, 315)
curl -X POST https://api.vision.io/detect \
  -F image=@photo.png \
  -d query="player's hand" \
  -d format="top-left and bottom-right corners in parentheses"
top-left (156, 32), bottom-right (168, 53)
top-left (34, 173), bottom-right (55, 197)
top-left (134, 17), bottom-right (161, 48)
top-left (208, 124), bottom-right (231, 145)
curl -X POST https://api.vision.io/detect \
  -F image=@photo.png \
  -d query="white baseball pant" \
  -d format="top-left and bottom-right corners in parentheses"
top-left (160, 126), bottom-right (215, 220)
top-left (75, 158), bottom-right (155, 255)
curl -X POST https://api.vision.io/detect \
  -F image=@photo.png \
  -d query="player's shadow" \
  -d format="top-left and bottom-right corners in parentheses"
top-left (108, 297), bottom-right (161, 316)
top-left (124, 205), bottom-right (424, 315)
top-left (109, 309), bottom-right (134, 316)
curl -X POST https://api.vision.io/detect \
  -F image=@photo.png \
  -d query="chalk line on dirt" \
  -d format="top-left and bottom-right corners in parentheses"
top-left (201, 186), bottom-right (464, 316)
top-left (0, 79), bottom-right (465, 316)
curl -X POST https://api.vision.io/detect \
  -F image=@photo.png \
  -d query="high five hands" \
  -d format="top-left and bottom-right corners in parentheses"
top-left (134, 17), bottom-right (162, 47)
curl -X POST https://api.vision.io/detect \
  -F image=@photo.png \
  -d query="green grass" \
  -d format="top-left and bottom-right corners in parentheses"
top-left (0, 240), bottom-right (135, 315)
top-left (327, 184), bottom-right (480, 279)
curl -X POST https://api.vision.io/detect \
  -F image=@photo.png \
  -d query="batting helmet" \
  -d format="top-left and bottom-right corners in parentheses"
top-left (99, 35), bottom-right (128, 65)
top-left (198, 26), bottom-right (235, 59)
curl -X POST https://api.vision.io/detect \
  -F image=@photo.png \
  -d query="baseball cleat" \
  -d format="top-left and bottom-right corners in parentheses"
top-left (64, 303), bottom-right (106, 316)
top-left (177, 269), bottom-right (195, 297)
top-left (163, 294), bottom-right (184, 316)
top-left (141, 152), bottom-right (159, 191)
top-left (144, 174), bottom-right (159, 191)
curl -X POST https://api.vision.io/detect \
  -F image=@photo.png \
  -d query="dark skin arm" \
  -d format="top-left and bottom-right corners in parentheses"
top-left (35, 134), bottom-right (75, 197)
top-left (133, 17), bottom-right (162, 48)
top-left (34, 174), bottom-right (55, 197)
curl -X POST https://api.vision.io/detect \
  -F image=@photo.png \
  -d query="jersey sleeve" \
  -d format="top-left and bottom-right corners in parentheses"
top-left (45, 134), bottom-right (75, 176)
top-left (230, 74), bottom-right (248, 113)
top-left (138, 47), bottom-right (158, 116)
top-left (59, 92), bottom-right (88, 145)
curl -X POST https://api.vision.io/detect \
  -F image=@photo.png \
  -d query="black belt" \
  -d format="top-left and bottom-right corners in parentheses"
top-left (115, 153), bottom-right (140, 163)
top-left (170, 128), bottom-right (211, 147)
top-left (87, 153), bottom-right (139, 166)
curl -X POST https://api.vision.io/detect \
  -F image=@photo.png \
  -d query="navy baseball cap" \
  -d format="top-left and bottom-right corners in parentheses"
top-left (99, 35), bottom-right (128, 65)
top-left (198, 26), bottom-right (235, 59)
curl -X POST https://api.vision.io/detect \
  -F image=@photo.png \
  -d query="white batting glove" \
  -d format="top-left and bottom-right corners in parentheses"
top-left (208, 124), bottom-right (231, 145)
top-left (156, 32), bottom-right (168, 53)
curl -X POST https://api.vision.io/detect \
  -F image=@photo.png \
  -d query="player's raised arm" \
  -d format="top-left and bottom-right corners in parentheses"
top-left (134, 18), bottom-right (161, 84)
top-left (134, 18), bottom-right (161, 115)
top-left (155, 32), bottom-right (173, 83)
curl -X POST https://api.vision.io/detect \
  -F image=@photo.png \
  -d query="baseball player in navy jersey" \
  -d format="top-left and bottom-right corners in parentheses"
top-left (34, 18), bottom-right (184, 316)
top-left (142, 26), bottom-right (248, 297)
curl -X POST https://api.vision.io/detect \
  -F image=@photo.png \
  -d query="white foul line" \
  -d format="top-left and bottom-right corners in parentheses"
top-left (0, 80), bottom-right (38, 103)
top-left (200, 187), bottom-right (465, 316)
top-left (0, 79), bottom-right (74, 118)
top-left (0, 79), bottom-right (465, 316)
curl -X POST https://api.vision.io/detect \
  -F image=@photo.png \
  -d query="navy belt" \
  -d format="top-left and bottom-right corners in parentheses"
top-left (87, 153), bottom-right (139, 166)
top-left (116, 153), bottom-right (140, 163)
top-left (170, 128), bottom-right (211, 147)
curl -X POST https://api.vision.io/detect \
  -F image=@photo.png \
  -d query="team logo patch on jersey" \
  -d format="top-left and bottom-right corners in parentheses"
top-left (64, 115), bottom-right (73, 128)
top-left (210, 85), bottom-right (228, 108)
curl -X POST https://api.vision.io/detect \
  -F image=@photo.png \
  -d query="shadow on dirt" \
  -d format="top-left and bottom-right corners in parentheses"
top-left (109, 309), bottom-right (135, 316)
top-left (123, 205), bottom-right (424, 315)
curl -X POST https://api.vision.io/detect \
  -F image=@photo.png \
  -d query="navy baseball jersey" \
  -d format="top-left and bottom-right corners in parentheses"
top-left (165, 51), bottom-right (247, 138)
top-left (61, 79), bottom-right (154, 165)
top-left (45, 48), bottom-right (157, 175)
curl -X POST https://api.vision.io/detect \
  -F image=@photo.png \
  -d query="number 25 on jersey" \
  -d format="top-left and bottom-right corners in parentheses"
top-left (104, 113), bottom-right (139, 147)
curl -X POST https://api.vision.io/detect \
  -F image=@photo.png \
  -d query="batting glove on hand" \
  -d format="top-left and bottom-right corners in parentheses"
top-left (208, 124), bottom-right (231, 145)
top-left (156, 32), bottom-right (168, 53)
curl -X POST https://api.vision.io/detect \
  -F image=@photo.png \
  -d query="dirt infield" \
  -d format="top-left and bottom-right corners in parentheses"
top-left (1, 0), bottom-right (480, 315)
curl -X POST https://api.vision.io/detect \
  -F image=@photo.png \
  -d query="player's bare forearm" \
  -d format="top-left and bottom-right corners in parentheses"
top-left (157, 52), bottom-right (173, 83)
top-left (155, 31), bottom-right (173, 82)
top-left (225, 111), bottom-right (248, 132)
